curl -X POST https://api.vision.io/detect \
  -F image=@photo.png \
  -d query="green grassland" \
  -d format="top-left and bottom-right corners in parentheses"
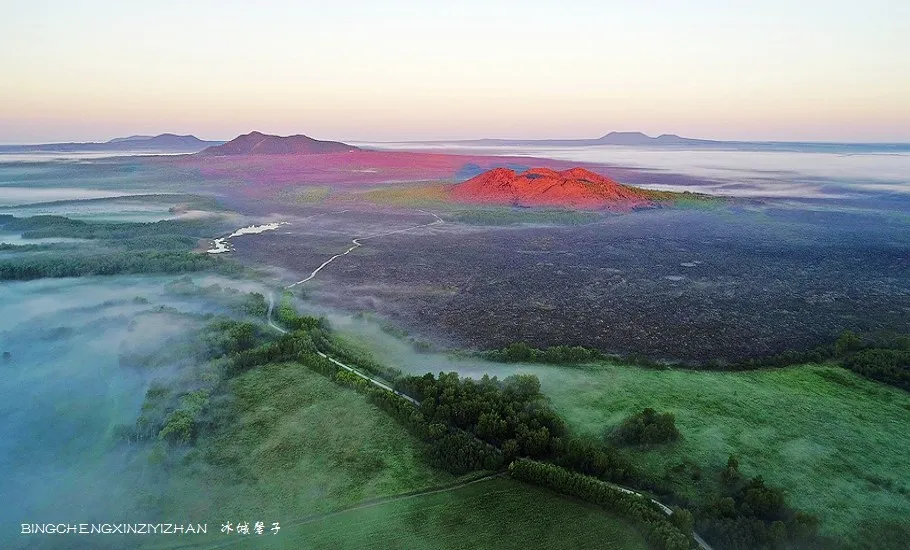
top-left (344, 183), bottom-right (452, 208)
top-left (142, 363), bottom-right (648, 550)
top-left (274, 186), bottom-right (332, 204)
top-left (279, 477), bottom-right (647, 550)
top-left (144, 363), bottom-right (452, 543)
top-left (537, 362), bottom-right (910, 544)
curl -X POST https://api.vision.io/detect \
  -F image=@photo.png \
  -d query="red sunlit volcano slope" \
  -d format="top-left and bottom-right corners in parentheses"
top-left (451, 167), bottom-right (653, 209)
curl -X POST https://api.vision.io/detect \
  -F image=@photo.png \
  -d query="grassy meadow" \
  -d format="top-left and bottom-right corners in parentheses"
top-left (537, 362), bottom-right (910, 544)
top-left (143, 363), bottom-right (649, 550)
top-left (143, 362), bottom-right (452, 545)
top-left (282, 476), bottom-right (647, 550)
top-left (354, 183), bottom-right (452, 207)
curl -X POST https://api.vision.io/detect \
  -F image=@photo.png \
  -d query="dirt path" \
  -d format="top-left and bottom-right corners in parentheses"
top-left (285, 209), bottom-right (443, 289)
top-left (265, 292), bottom-right (286, 334)
top-left (266, 292), bottom-right (416, 404)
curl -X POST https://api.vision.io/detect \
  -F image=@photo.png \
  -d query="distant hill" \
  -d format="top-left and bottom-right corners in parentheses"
top-left (0, 133), bottom-right (223, 153)
top-left (107, 135), bottom-right (155, 143)
top-left (451, 167), bottom-right (652, 209)
top-left (390, 133), bottom-right (910, 153)
top-left (594, 131), bottom-right (717, 146)
top-left (107, 134), bottom-right (216, 149)
top-left (197, 131), bottom-right (358, 156)
top-left (394, 132), bottom-right (718, 148)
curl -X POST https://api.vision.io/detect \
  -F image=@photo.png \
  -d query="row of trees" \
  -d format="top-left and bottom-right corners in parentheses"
top-left (844, 349), bottom-right (910, 391)
top-left (0, 213), bottom-right (242, 281)
top-left (0, 250), bottom-right (236, 280)
top-left (486, 331), bottom-right (910, 394)
top-left (0, 213), bottom-right (228, 242)
top-left (485, 342), bottom-right (604, 364)
top-left (509, 459), bottom-right (691, 550)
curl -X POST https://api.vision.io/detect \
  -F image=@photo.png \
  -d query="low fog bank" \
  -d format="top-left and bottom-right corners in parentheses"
top-left (293, 298), bottom-right (532, 380)
top-left (0, 274), bottom-right (273, 548)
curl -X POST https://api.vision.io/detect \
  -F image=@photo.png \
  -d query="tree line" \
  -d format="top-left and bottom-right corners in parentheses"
top-left (509, 459), bottom-right (691, 550)
top-left (486, 330), bottom-right (910, 393)
top-left (0, 214), bottom-right (242, 281)
top-left (0, 213), bottom-right (229, 242)
top-left (0, 250), bottom-right (237, 280)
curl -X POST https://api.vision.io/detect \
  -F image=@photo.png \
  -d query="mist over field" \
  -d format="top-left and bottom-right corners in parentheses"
top-left (0, 274), bottom-right (274, 549)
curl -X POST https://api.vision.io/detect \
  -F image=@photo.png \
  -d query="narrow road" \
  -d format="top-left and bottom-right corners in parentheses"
top-left (266, 293), bottom-right (418, 405)
top-left (265, 292), bottom-right (286, 334)
top-left (286, 209), bottom-right (443, 289)
top-left (316, 350), bottom-right (420, 406)
top-left (604, 481), bottom-right (713, 550)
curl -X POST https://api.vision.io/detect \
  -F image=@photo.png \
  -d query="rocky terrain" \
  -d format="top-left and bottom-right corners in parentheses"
top-left (451, 167), bottom-right (653, 208)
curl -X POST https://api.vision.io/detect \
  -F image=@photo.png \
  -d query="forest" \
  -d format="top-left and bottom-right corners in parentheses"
top-left (0, 249), bottom-right (235, 280)
top-left (0, 214), bottom-right (240, 280)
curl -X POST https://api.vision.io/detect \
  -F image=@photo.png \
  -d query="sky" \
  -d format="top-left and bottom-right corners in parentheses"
top-left (1, 0), bottom-right (909, 143)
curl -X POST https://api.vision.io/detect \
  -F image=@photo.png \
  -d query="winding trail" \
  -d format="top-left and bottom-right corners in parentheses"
top-left (266, 293), bottom-right (418, 405)
top-left (265, 292), bottom-right (286, 334)
top-left (285, 209), bottom-right (443, 289)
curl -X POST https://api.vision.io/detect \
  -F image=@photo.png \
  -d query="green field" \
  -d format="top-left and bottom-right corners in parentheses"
top-left (537, 362), bottom-right (910, 544)
top-left (142, 363), bottom-right (648, 550)
top-left (348, 183), bottom-right (452, 207)
top-left (144, 363), bottom-right (452, 541)
top-left (283, 476), bottom-right (647, 550)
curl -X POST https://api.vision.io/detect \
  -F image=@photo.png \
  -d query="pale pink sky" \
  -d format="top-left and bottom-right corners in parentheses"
top-left (1, 0), bottom-right (908, 143)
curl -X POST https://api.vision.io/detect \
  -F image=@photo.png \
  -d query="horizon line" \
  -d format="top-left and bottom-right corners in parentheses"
top-left (3, 131), bottom-right (910, 147)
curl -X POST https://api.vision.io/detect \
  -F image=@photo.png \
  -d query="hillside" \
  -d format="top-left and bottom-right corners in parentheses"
top-left (0, 133), bottom-right (221, 153)
top-left (198, 131), bottom-right (358, 156)
top-left (451, 167), bottom-right (653, 208)
top-left (106, 133), bottom-right (214, 149)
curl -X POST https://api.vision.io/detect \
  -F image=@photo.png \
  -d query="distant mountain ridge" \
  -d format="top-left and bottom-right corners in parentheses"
top-left (412, 132), bottom-right (725, 148)
top-left (107, 135), bottom-right (155, 143)
top-left (0, 133), bottom-right (223, 153)
top-left (197, 131), bottom-right (358, 156)
top-left (386, 132), bottom-right (910, 152)
top-left (595, 131), bottom-right (717, 146)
